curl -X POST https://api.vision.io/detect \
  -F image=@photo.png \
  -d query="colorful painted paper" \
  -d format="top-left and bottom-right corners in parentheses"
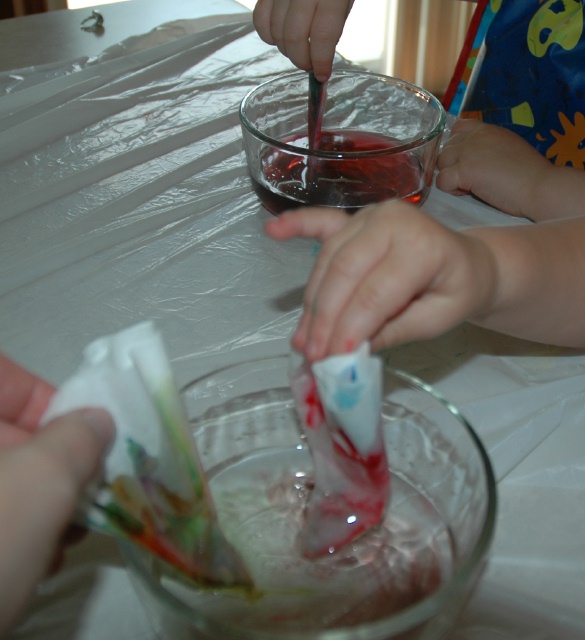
top-left (42, 321), bottom-right (252, 588)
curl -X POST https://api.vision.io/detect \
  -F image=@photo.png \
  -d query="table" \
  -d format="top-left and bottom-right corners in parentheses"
top-left (0, 0), bottom-right (248, 72)
top-left (1, 2), bottom-right (585, 639)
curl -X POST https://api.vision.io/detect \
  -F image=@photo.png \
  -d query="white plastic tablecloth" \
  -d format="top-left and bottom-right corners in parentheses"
top-left (2, 14), bottom-right (585, 640)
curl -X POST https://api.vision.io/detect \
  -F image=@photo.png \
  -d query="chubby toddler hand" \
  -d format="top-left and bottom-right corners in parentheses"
top-left (436, 119), bottom-right (553, 220)
top-left (265, 202), bottom-right (496, 360)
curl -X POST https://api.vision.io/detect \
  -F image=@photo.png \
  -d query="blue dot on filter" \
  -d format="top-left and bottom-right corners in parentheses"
top-left (333, 385), bottom-right (362, 410)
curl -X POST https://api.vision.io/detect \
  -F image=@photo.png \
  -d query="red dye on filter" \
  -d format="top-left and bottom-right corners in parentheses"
top-left (291, 370), bottom-right (390, 559)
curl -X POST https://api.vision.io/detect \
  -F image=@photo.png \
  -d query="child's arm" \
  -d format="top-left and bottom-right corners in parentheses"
top-left (265, 202), bottom-right (585, 360)
top-left (436, 119), bottom-right (585, 222)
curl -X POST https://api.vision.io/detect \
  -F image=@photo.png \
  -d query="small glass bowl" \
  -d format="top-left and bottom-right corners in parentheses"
top-left (239, 70), bottom-right (446, 214)
top-left (120, 355), bottom-right (496, 640)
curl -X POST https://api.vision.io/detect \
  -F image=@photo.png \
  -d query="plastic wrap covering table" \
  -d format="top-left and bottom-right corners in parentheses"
top-left (1, 6), bottom-right (585, 640)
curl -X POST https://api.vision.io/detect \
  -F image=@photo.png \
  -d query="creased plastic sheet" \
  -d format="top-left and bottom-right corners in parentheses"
top-left (1, 15), bottom-right (585, 640)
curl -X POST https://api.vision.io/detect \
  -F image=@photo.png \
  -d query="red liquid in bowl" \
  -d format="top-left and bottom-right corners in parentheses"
top-left (252, 129), bottom-right (426, 215)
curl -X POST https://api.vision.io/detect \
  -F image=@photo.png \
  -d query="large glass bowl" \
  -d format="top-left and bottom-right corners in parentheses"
top-left (120, 355), bottom-right (496, 640)
top-left (239, 70), bottom-right (446, 214)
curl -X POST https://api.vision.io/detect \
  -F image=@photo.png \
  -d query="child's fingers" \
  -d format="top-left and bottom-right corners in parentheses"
top-left (264, 207), bottom-right (349, 241)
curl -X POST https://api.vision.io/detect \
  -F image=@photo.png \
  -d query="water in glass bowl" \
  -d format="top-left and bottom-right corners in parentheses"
top-left (160, 445), bottom-right (453, 633)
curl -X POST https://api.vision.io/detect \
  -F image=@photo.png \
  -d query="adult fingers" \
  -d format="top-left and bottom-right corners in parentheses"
top-left (0, 408), bottom-right (115, 635)
top-left (1, 408), bottom-right (115, 538)
top-left (0, 353), bottom-right (54, 430)
top-left (37, 408), bottom-right (115, 488)
top-left (0, 419), bottom-right (31, 447)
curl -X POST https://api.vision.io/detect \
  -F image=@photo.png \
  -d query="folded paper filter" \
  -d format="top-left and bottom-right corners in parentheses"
top-left (289, 342), bottom-right (390, 558)
top-left (43, 322), bottom-right (390, 589)
top-left (42, 321), bottom-right (252, 589)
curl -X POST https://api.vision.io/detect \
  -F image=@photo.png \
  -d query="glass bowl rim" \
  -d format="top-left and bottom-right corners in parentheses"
top-left (120, 360), bottom-right (497, 640)
top-left (239, 69), bottom-right (447, 159)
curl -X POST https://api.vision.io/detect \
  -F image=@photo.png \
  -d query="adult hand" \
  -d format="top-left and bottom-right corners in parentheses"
top-left (0, 354), bottom-right (115, 636)
top-left (265, 202), bottom-right (496, 361)
top-left (253, 0), bottom-right (355, 81)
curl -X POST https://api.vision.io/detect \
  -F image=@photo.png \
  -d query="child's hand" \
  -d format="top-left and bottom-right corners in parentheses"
top-left (436, 119), bottom-right (553, 220)
top-left (253, 0), bottom-right (354, 81)
top-left (265, 202), bottom-right (496, 361)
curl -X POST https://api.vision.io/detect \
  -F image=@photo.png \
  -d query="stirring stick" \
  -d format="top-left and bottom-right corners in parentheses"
top-left (307, 72), bottom-right (327, 192)
top-left (308, 72), bottom-right (326, 151)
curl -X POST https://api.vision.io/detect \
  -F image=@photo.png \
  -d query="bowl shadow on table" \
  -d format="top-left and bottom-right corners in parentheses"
top-left (383, 322), bottom-right (585, 388)
top-left (269, 285), bottom-right (585, 387)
